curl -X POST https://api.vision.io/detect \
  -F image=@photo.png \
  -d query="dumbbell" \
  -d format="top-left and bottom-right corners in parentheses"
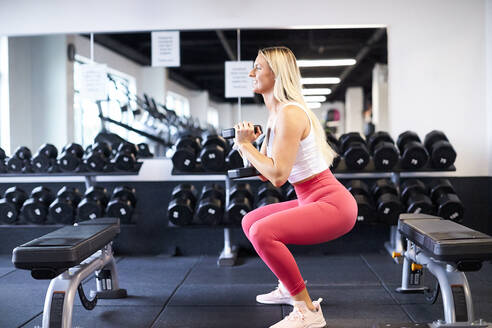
top-left (48, 186), bottom-right (81, 224)
top-left (285, 184), bottom-right (297, 201)
top-left (428, 179), bottom-right (464, 222)
top-left (196, 184), bottom-right (225, 225)
top-left (226, 182), bottom-right (254, 224)
top-left (172, 134), bottom-right (202, 171)
top-left (31, 143), bottom-right (58, 173)
top-left (7, 146), bottom-right (32, 173)
top-left (0, 187), bottom-right (28, 224)
top-left (225, 141), bottom-right (244, 170)
top-left (21, 186), bottom-right (53, 224)
top-left (367, 131), bottom-right (399, 170)
top-left (371, 179), bottom-right (403, 225)
top-left (345, 180), bottom-right (375, 223)
top-left (112, 142), bottom-right (137, 171)
top-left (137, 143), bottom-right (153, 158)
top-left (423, 131), bottom-right (457, 169)
top-left (325, 131), bottom-right (341, 170)
top-left (400, 179), bottom-right (434, 214)
top-left (199, 133), bottom-right (228, 172)
top-left (339, 132), bottom-right (370, 170)
top-left (221, 125), bottom-right (263, 178)
top-left (167, 184), bottom-right (198, 226)
top-left (257, 182), bottom-right (284, 208)
top-left (58, 143), bottom-right (84, 172)
top-left (84, 142), bottom-right (111, 172)
top-left (0, 148), bottom-right (6, 173)
top-left (77, 186), bottom-right (109, 221)
top-left (106, 186), bottom-right (137, 223)
top-left (396, 131), bottom-right (429, 170)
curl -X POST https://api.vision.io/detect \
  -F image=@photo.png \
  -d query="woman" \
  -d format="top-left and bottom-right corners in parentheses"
top-left (234, 46), bottom-right (358, 328)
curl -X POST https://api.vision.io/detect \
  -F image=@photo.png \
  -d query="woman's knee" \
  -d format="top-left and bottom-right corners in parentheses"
top-left (248, 221), bottom-right (275, 247)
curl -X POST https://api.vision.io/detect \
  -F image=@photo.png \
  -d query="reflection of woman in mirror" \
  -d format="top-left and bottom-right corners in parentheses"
top-left (234, 46), bottom-right (358, 328)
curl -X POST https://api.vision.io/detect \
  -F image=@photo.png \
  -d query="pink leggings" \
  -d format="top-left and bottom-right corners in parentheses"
top-left (241, 169), bottom-right (358, 296)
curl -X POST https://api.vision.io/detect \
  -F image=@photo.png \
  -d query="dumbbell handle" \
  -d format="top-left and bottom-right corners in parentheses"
top-left (221, 125), bottom-right (263, 139)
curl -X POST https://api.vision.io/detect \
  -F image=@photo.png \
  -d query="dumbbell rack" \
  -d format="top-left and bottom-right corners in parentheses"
top-left (170, 168), bottom-right (239, 267)
top-left (0, 162), bottom-right (143, 227)
top-left (334, 164), bottom-right (456, 264)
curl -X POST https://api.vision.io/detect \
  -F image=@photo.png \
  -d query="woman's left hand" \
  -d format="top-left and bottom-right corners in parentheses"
top-left (234, 121), bottom-right (262, 145)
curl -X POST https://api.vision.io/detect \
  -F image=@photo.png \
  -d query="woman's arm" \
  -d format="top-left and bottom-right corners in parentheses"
top-left (236, 106), bottom-right (308, 187)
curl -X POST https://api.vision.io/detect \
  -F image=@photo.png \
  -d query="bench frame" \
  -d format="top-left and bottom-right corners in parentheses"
top-left (42, 242), bottom-right (124, 328)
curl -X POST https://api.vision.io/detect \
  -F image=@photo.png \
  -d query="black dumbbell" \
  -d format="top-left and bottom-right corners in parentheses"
top-left (137, 143), bottom-right (153, 158)
top-left (396, 131), bottom-right (429, 170)
top-left (225, 147), bottom-right (244, 170)
top-left (345, 180), bottom-right (375, 223)
top-left (221, 125), bottom-right (263, 178)
top-left (21, 186), bottom-right (53, 224)
top-left (339, 132), bottom-right (370, 170)
top-left (226, 182), bottom-right (254, 224)
top-left (285, 184), bottom-right (297, 201)
top-left (112, 142), bottom-right (137, 171)
top-left (58, 143), bottom-right (84, 172)
top-left (325, 131), bottom-right (341, 170)
top-left (199, 133), bottom-right (227, 172)
top-left (400, 179), bottom-right (434, 214)
top-left (196, 184), bottom-right (224, 225)
top-left (371, 179), bottom-right (403, 225)
top-left (7, 146), bottom-right (32, 172)
top-left (428, 179), bottom-right (464, 222)
top-left (77, 186), bottom-right (109, 221)
top-left (423, 131), bottom-right (457, 169)
top-left (31, 143), bottom-right (58, 173)
top-left (0, 187), bottom-right (28, 224)
top-left (0, 148), bottom-right (6, 173)
top-left (49, 186), bottom-right (82, 224)
top-left (84, 142), bottom-right (111, 172)
top-left (257, 182), bottom-right (284, 208)
top-left (106, 186), bottom-right (137, 223)
top-left (367, 131), bottom-right (399, 171)
top-left (168, 184), bottom-right (198, 226)
top-left (172, 134), bottom-right (202, 171)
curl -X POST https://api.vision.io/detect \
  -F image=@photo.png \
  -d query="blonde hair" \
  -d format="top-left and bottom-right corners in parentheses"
top-left (258, 46), bottom-right (338, 167)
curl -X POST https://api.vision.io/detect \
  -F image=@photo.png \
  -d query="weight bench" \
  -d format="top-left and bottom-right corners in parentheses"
top-left (376, 214), bottom-right (492, 328)
top-left (12, 218), bottom-right (127, 328)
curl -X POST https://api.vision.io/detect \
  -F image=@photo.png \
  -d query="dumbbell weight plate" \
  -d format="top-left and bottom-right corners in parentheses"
top-left (376, 193), bottom-right (403, 225)
top-left (172, 146), bottom-right (197, 170)
top-left (77, 198), bottom-right (103, 221)
top-left (428, 140), bottom-right (456, 169)
top-left (436, 193), bottom-right (464, 222)
top-left (406, 194), bottom-right (434, 214)
top-left (49, 198), bottom-right (75, 224)
top-left (373, 142), bottom-right (399, 170)
top-left (21, 198), bottom-right (48, 224)
top-left (196, 197), bottom-right (223, 225)
top-left (106, 199), bottom-right (133, 223)
top-left (258, 184), bottom-right (284, 202)
top-left (0, 199), bottom-right (19, 224)
top-left (226, 196), bottom-right (252, 224)
top-left (168, 197), bottom-right (194, 226)
top-left (257, 196), bottom-right (280, 208)
top-left (199, 145), bottom-right (225, 172)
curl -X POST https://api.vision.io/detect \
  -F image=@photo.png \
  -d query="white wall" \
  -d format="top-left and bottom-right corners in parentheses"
top-left (487, 0), bottom-right (492, 176)
top-left (0, 0), bottom-right (489, 176)
top-left (8, 35), bottom-right (69, 153)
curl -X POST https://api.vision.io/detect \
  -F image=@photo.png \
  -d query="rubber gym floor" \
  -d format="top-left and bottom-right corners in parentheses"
top-left (1, 251), bottom-right (491, 328)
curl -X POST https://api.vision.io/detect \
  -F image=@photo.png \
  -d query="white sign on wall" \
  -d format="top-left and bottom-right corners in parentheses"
top-left (151, 31), bottom-right (180, 67)
top-left (225, 61), bottom-right (254, 98)
top-left (78, 63), bottom-right (108, 101)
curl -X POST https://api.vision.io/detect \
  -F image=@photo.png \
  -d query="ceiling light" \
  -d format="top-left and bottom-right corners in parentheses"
top-left (306, 102), bottom-right (321, 109)
top-left (301, 77), bottom-right (340, 84)
top-left (304, 96), bottom-right (327, 102)
top-left (297, 59), bottom-right (356, 67)
top-left (302, 88), bottom-right (332, 95)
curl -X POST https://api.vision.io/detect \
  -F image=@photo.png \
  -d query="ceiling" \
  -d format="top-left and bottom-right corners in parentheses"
top-left (89, 28), bottom-right (387, 105)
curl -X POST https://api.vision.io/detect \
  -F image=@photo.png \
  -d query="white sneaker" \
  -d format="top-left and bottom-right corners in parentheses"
top-left (269, 298), bottom-right (326, 328)
top-left (256, 280), bottom-right (307, 306)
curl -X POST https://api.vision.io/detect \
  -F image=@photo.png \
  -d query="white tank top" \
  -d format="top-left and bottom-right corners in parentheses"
top-left (266, 102), bottom-right (328, 184)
